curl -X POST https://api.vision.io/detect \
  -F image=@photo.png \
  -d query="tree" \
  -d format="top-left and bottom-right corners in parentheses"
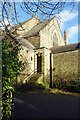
top-left (0, 1), bottom-right (75, 28)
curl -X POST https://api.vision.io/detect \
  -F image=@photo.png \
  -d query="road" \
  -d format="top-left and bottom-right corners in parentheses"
top-left (13, 92), bottom-right (80, 119)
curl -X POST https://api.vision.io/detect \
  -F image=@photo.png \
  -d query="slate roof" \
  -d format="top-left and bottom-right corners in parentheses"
top-left (10, 17), bottom-right (35, 32)
top-left (50, 43), bottom-right (80, 54)
top-left (16, 37), bottom-right (35, 50)
top-left (24, 35), bottom-right (40, 48)
top-left (9, 16), bottom-right (55, 38)
top-left (20, 18), bottom-right (53, 38)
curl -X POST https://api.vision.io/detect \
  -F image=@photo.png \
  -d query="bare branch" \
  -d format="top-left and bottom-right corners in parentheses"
top-left (1, 1), bottom-right (75, 29)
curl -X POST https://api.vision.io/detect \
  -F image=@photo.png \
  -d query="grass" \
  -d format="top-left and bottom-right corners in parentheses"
top-left (48, 88), bottom-right (79, 96)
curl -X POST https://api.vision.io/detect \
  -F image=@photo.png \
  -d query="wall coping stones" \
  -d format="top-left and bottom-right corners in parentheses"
top-left (50, 43), bottom-right (80, 54)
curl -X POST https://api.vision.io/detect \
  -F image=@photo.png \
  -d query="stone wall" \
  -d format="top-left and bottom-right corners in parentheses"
top-left (17, 46), bottom-right (34, 84)
top-left (39, 17), bottom-right (65, 49)
top-left (43, 48), bottom-right (51, 83)
top-left (53, 50), bottom-right (78, 81)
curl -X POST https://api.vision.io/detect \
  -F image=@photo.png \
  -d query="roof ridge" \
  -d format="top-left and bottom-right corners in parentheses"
top-left (21, 18), bottom-right (51, 38)
top-left (51, 42), bottom-right (80, 54)
top-left (10, 15), bottom-right (39, 30)
top-left (50, 42), bottom-right (80, 49)
top-left (40, 16), bottom-right (55, 23)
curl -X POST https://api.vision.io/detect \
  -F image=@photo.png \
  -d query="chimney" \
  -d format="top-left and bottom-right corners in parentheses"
top-left (64, 30), bottom-right (68, 45)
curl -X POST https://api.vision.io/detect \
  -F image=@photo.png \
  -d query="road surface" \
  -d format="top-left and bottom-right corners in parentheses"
top-left (13, 92), bottom-right (80, 119)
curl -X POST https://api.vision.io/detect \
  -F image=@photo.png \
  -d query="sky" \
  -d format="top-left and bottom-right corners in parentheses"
top-left (1, 2), bottom-right (79, 45)
top-left (57, 2), bottom-right (78, 44)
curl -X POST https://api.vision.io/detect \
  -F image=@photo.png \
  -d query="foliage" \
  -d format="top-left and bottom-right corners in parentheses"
top-left (16, 82), bottom-right (49, 92)
top-left (38, 83), bottom-right (49, 89)
top-left (53, 78), bottom-right (80, 93)
top-left (2, 31), bottom-right (25, 119)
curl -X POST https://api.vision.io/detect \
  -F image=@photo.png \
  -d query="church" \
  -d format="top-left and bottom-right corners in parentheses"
top-left (8, 15), bottom-right (79, 86)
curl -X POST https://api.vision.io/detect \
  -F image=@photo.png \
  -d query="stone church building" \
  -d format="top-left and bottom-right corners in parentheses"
top-left (9, 15), bottom-right (79, 86)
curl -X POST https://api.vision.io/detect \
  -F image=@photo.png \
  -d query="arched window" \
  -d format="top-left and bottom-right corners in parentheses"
top-left (52, 30), bottom-right (59, 47)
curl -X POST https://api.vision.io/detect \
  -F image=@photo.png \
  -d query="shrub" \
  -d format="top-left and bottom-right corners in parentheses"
top-left (66, 83), bottom-right (80, 93)
top-left (16, 82), bottom-right (50, 91)
top-left (53, 78), bottom-right (80, 93)
top-left (37, 83), bottom-right (49, 89)
top-left (37, 83), bottom-right (46, 89)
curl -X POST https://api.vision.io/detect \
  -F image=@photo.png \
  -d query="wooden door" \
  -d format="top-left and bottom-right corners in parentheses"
top-left (37, 54), bottom-right (42, 73)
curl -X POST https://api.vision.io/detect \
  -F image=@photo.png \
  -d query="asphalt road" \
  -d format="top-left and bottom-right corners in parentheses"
top-left (13, 92), bottom-right (80, 119)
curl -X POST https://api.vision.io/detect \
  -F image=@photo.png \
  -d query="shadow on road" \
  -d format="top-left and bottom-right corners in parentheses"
top-left (13, 92), bottom-right (80, 119)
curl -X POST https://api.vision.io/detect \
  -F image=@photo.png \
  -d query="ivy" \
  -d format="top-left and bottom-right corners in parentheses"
top-left (2, 31), bottom-right (25, 119)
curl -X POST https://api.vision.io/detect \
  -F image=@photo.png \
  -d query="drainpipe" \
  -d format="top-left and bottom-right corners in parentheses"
top-left (42, 48), bottom-right (46, 83)
top-left (50, 53), bottom-right (53, 88)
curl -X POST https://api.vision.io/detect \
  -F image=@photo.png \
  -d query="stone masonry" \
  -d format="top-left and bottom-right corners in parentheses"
top-left (9, 15), bottom-right (79, 85)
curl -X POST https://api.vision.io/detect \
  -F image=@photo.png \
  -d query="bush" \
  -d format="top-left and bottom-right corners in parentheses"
top-left (53, 79), bottom-right (80, 93)
top-left (37, 83), bottom-right (46, 89)
top-left (38, 83), bottom-right (49, 89)
top-left (16, 82), bottom-right (37, 91)
top-left (16, 82), bottom-right (50, 91)
top-left (66, 83), bottom-right (80, 93)
top-left (53, 79), bottom-right (66, 90)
